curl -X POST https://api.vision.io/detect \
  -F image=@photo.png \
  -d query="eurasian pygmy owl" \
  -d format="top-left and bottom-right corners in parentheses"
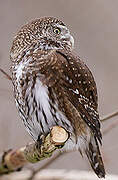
top-left (10, 17), bottom-right (105, 178)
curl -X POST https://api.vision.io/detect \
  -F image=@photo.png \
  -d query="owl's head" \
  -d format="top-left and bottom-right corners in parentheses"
top-left (10, 17), bottom-right (74, 60)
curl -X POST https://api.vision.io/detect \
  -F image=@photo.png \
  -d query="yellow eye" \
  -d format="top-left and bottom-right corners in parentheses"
top-left (53, 28), bottom-right (61, 35)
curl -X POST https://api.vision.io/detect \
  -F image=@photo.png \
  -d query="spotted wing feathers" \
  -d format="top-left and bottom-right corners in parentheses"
top-left (85, 135), bottom-right (105, 178)
top-left (56, 50), bottom-right (102, 143)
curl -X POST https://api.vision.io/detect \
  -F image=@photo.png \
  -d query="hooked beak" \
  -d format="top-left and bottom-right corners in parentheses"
top-left (69, 34), bottom-right (74, 49)
top-left (61, 33), bottom-right (74, 49)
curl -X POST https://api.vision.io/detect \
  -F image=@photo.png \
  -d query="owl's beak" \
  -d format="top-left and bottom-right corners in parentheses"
top-left (61, 34), bottom-right (74, 49)
top-left (61, 32), bottom-right (74, 49)
top-left (69, 34), bottom-right (74, 49)
top-left (57, 25), bottom-right (74, 49)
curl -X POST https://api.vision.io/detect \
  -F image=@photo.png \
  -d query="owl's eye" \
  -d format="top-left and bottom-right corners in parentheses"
top-left (53, 27), bottom-right (61, 35)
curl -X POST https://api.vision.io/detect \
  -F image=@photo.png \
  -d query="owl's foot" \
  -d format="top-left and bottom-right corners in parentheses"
top-left (36, 134), bottom-right (45, 149)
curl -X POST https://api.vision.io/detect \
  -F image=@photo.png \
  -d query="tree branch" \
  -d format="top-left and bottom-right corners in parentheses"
top-left (0, 68), bottom-right (12, 81)
top-left (101, 111), bottom-right (118, 122)
top-left (0, 126), bottom-right (69, 175)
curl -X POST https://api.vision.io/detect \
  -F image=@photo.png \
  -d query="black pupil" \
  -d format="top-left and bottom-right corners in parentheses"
top-left (55, 29), bottom-right (60, 34)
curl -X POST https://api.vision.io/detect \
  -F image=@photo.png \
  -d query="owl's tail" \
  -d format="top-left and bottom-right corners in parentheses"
top-left (85, 135), bottom-right (105, 178)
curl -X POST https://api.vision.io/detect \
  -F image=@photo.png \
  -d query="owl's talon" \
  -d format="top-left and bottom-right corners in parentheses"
top-left (37, 134), bottom-right (45, 148)
top-left (55, 144), bottom-right (64, 149)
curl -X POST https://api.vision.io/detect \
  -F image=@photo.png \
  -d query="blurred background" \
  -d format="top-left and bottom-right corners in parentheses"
top-left (0, 0), bottom-right (118, 176)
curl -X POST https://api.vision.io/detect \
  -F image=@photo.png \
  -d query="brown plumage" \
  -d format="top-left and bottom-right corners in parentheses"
top-left (10, 17), bottom-right (105, 178)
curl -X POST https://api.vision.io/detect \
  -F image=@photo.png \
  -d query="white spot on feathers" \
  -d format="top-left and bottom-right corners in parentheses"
top-left (69, 88), bottom-right (79, 95)
top-left (69, 79), bottom-right (72, 83)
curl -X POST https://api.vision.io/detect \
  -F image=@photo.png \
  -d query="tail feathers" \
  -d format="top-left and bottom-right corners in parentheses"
top-left (85, 136), bottom-right (105, 178)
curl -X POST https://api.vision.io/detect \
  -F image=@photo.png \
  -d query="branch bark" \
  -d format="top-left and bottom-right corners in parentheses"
top-left (0, 68), bottom-right (12, 81)
top-left (0, 126), bottom-right (68, 175)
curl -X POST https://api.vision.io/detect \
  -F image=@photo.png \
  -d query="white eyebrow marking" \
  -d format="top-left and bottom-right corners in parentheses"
top-left (56, 24), bottom-right (68, 31)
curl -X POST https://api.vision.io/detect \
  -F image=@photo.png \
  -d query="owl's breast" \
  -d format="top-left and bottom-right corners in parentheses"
top-left (28, 77), bottom-right (74, 139)
top-left (13, 64), bottom-right (74, 140)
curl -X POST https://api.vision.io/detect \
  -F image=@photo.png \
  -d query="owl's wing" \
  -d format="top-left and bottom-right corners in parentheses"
top-left (53, 50), bottom-right (102, 144)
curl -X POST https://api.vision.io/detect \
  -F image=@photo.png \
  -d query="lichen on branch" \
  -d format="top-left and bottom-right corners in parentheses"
top-left (0, 126), bottom-right (69, 175)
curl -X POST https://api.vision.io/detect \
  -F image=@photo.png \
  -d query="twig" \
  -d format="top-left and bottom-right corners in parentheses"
top-left (101, 111), bottom-right (118, 122)
top-left (0, 68), bottom-right (12, 81)
top-left (0, 126), bottom-right (69, 175)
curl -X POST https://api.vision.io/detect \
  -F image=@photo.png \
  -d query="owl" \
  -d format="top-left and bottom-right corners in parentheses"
top-left (10, 17), bottom-right (105, 178)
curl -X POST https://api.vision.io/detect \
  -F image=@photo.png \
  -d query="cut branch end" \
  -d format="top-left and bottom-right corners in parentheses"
top-left (0, 126), bottom-right (69, 175)
top-left (51, 126), bottom-right (69, 145)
